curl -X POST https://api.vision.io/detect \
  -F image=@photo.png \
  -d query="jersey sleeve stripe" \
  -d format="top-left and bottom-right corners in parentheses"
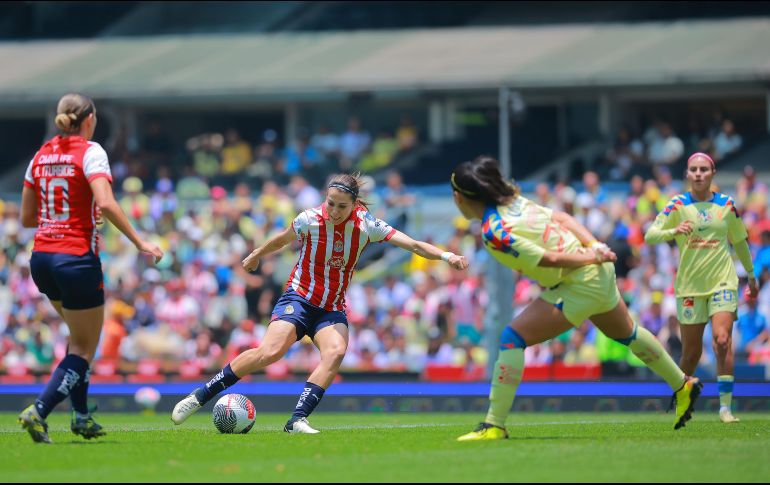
top-left (86, 173), bottom-right (113, 183)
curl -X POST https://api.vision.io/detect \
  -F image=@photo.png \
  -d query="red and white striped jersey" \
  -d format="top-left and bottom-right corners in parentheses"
top-left (287, 204), bottom-right (396, 311)
top-left (24, 135), bottom-right (112, 256)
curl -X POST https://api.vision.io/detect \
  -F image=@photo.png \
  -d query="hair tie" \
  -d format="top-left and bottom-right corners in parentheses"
top-left (328, 183), bottom-right (358, 199)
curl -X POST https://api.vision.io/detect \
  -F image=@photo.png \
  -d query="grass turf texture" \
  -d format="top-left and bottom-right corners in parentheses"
top-left (1, 412), bottom-right (769, 482)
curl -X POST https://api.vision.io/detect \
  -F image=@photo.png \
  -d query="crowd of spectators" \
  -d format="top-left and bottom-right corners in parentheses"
top-left (109, 115), bottom-right (420, 195)
top-left (603, 113), bottom-right (744, 182)
top-left (1, 114), bottom-right (768, 381)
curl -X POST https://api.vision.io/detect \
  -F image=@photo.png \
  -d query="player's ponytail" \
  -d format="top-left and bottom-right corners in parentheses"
top-left (451, 156), bottom-right (519, 206)
top-left (327, 172), bottom-right (370, 211)
top-left (54, 93), bottom-right (95, 134)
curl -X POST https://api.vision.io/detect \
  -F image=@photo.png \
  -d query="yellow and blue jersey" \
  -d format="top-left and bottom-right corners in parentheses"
top-left (647, 192), bottom-right (748, 297)
top-left (481, 196), bottom-right (583, 288)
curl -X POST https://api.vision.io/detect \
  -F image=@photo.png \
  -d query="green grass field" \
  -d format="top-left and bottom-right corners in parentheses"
top-left (1, 412), bottom-right (769, 482)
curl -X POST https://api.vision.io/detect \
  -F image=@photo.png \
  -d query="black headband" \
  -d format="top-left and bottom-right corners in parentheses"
top-left (328, 183), bottom-right (358, 199)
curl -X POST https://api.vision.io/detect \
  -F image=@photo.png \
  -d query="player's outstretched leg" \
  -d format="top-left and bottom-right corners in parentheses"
top-left (18, 404), bottom-right (52, 444)
top-left (591, 303), bottom-right (702, 430)
top-left (172, 363), bottom-right (240, 425)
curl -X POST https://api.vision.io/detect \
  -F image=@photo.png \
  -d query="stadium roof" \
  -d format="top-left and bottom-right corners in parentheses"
top-left (1, 18), bottom-right (770, 105)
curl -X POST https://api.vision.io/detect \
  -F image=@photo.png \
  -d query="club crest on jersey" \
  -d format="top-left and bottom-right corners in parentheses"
top-left (684, 308), bottom-right (694, 319)
top-left (284, 305), bottom-right (295, 315)
top-left (334, 240), bottom-right (344, 253)
top-left (327, 255), bottom-right (345, 268)
top-left (697, 209), bottom-right (712, 223)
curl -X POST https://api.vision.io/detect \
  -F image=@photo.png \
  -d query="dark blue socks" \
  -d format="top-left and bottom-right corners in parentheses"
top-left (194, 364), bottom-right (241, 405)
top-left (69, 366), bottom-right (91, 415)
top-left (291, 382), bottom-right (326, 421)
top-left (35, 354), bottom-right (89, 419)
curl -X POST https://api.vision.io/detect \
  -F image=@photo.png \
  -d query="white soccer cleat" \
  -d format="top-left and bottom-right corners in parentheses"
top-left (719, 408), bottom-right (740, 423)
top-left (284, 417), bottom-right (320, 434)
top-left (171, 390), bottom-right (202, 425)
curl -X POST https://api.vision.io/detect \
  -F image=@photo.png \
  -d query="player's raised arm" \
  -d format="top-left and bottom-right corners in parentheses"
top-left (387, 230), bottom-right (469, 270)
top-left (242, 225), bottom-right (296, 272)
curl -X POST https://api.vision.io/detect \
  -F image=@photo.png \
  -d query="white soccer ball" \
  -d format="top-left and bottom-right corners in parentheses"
top-left (212, 394), bottom-right (256, 434)
top-left (134, 386), bottom-right (161, 411)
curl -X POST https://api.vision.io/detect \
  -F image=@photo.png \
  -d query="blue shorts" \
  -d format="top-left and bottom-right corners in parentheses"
top-left (30, 251), bottom-right (105, 310)
top-left (271, 289), bottom-right (348, 341)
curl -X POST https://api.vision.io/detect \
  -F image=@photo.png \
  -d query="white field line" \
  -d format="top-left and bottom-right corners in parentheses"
top-left (0, 419), bottom-right (632, 434)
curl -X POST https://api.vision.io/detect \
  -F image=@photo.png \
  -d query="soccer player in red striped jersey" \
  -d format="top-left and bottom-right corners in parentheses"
top-left (17, 93), bottom-right (163, 443)
top-left (172, 173), bottom-right (469, 433)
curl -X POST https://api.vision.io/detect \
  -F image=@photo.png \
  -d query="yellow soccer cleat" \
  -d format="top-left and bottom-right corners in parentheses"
top-left (719, 408), bottom-right (740, 423)
top-left (672, 376), bottom-right (703, 430)
top-left (457, 422), bottom-right (509, 441)
top-left (18, 404), bottom-right (52, 444)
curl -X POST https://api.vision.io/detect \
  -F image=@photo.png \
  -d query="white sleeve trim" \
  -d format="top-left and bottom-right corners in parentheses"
top-left (24, 158), bottom-right (35, 185)
top-left (83, 142), bottom-right (111, 180)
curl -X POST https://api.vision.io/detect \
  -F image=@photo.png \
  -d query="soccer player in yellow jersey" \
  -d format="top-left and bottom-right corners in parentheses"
top-left (645, 152), bottom-right (759, 423)
top-left (452, 156), bottom-right (701, 440)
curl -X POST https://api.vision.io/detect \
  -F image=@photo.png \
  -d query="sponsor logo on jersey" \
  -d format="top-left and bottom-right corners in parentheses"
top-left (327, 255), bottom-right (345, 268)
top-left (683, 297), bottom-right (695, 308)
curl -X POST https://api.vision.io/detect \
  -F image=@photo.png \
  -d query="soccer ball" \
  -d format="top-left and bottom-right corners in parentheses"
top-left (212, 394), bottom-right (256, 434)
top-left (134, 386), bottom-right (161, 413)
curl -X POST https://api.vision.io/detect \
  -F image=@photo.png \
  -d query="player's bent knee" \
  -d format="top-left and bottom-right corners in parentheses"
top-left (500, 326), bottom-right (527, 350)
top-left (322, 346), bottom-right (347, 363)
top-left (713, 335), bottom-right (731, 351)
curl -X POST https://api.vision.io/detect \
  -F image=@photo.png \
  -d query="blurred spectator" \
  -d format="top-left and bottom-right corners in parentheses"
top-left (605, 127), bottom-right (644, 181)
top-left (185, 329), bottom-right (223, 372)
top-left (310, 123), bottom-right (340, 166)
top-left (358, 130), bottom-right (398, 172)
top-left (248, 129), bottom-right (279, 184)
top-left (156, 279), bottom-right (200, 332)
top-left (640, 291), bottom-right (666, 335)
top-left (711, 119), bottom-right (742, 162)
top-left (647, 122), bottom-right (684, 172)
top-left (119, 177), bottom-right (151, 222)
top-left (282, 129), bottom-right (322, 177)
top-left (339, 117), bottom-right (371, 170)
top-left (564, 327), bottom-right (598, 365)
top-left (736, 293), bottom-right (768, 356)
top-left (396, 115), bottom-right (418, 152)
top-left (176, 165), bottom-right (211, 201)
top-left (149, 170), bottom-right (178, 222)
top-left (220, 128), bottom-right (253, 180)
top-left (383, 171), bottom-right (416, 232)
top-left (188, 133), bottom-right (222, 180)
top-left (657, 315), bottom-right (683, 364)
top-left (100, 300), bottom-right (134, 361)
top-left (288, 175), bottom-right (321, 212)
top-left (142, 120), bottom-right (172, 167)
top-left (754, 231), bottom-right (770, 280)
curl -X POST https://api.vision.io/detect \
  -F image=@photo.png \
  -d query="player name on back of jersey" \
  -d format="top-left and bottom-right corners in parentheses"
top-left (35, 164), bottom-right (76, 177)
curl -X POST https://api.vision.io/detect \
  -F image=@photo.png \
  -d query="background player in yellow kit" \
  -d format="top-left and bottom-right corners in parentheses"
top-left (452, 156), bottom-right (701, 441)
top-left (645, 152), bottom-right (759, 423)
